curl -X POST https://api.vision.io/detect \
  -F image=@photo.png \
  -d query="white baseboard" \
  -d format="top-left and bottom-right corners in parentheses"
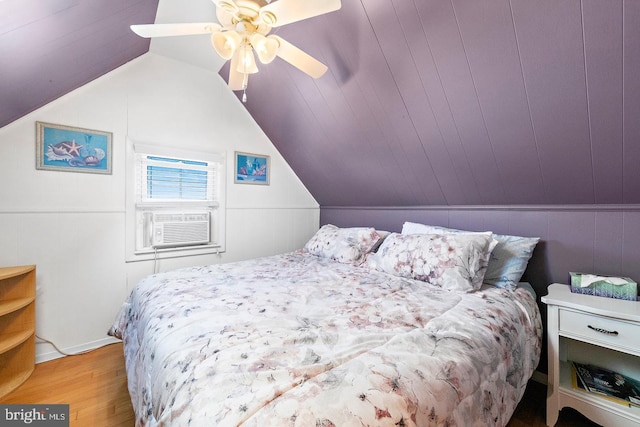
top-left (36, 336), bottom-right (122, 364)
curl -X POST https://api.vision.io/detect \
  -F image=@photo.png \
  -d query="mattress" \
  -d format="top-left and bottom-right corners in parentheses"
top-left (110, 250), bottom-right (542, 426)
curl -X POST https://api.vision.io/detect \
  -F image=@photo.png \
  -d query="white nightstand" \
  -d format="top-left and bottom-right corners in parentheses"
top-left (542, 283), bottom-right (640, 426)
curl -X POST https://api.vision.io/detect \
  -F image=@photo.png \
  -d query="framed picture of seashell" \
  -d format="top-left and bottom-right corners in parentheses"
top-left (36, 121), bottom-right (112, 174)
top-left (234, 151), bottom-right (270, 185)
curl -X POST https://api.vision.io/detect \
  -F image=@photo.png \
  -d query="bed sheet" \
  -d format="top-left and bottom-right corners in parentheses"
top-left (110, 251), bottom-right (542, 427)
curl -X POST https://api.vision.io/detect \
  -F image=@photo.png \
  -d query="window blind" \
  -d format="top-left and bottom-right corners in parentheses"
top-left (135, 154), bottom-right (218, 205)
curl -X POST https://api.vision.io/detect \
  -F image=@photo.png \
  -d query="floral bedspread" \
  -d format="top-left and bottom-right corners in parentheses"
top-left (110, 251), bottom-right (542, 427)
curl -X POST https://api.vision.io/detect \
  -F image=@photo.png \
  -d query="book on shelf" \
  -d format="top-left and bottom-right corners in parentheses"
top-left (571, 361), bottom-right (640, 408)
top-left (570, 364), bottom-right (630, 407)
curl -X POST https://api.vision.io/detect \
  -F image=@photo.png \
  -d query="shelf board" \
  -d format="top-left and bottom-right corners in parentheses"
top-left (544, 284), bottom-right (640, 323)
top-left (0, 297), bottom-right (34, 317)
top-left (0, 329), bottom-right (34, 354)
top-left (0, 265), bottom-right (35, 281)
top-left (0, 367), bottom-right (35, 400)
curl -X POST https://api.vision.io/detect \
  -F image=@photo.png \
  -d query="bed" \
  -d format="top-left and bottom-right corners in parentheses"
top-left (110, 223), bottom-right (542, 426)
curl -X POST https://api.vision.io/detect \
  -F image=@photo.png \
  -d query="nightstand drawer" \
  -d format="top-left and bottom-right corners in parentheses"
top-left (559, 309), bottom-right (640, 353)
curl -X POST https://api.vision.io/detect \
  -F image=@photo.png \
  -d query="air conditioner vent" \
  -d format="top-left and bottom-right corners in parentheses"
top-left (151, 212), bottom-right (210, 248)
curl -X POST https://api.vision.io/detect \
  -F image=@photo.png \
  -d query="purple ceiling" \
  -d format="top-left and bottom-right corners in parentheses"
top-left (0, 0), bottom-right (158, 127)
top-left (3, 0), bottom-right (640, 208)
top-left (231, 0), bottom-right (640, 207)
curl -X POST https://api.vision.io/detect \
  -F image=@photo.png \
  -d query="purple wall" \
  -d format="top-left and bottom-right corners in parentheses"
top-left (321, 205), bottom-right (640, 373)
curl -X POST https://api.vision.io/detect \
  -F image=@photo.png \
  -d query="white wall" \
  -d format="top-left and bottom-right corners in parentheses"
top-left (0, 53), bottom-right (319, 362)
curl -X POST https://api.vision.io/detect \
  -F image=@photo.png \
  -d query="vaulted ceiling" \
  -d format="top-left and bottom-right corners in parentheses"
top-left (1, 0), bottom-right (158, 125)
top-left (3, 0), bottom-right (640, 207)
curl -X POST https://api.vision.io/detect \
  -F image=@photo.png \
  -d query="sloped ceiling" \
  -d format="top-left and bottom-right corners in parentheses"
top-left (3, 0), bottom-right (640, 207)
top-left (0, 0), bottom-right (159, 126)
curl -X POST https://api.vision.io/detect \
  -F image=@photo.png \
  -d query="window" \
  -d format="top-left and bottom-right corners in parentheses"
top-left (127, 142), bottom-right (226, 260)
top-left (142, 156), bottom-right (211, 202)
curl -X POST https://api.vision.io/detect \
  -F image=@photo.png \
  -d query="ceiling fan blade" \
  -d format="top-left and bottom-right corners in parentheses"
top-left (259, 0), bottom-right (341, 27)
top-left (228, 51), bottom-right (246, 91)
top-left (130, 23), bottom-right (221, 38)
top-left (272, 36), bottom-right (328, 78)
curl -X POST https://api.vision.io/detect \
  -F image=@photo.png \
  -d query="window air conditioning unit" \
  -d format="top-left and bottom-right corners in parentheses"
top-left (152, 212), bottom-right (211, 248)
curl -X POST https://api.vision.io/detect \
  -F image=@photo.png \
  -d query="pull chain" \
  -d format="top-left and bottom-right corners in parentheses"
top-left (242, 73), bottom-right (248, 103)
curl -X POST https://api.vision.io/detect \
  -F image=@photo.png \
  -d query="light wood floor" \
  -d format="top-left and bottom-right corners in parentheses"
top-left (1, 342), bottom-right (600, 426)
top-left (0, 343), bottom-right (134, 426)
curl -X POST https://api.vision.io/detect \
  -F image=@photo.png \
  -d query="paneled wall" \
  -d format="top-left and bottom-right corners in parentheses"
top-left (245, 0), bottom-right (640, 208)
top-left (0, 53), bottom-right (319, 362)
top-left (321, 205), bottom-right (640, 373)
top-left (322, 205), bottom-right (640, 298)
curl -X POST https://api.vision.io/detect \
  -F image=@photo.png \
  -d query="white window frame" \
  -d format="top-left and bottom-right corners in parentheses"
top-left (125, 140), bottom-right (226, 262)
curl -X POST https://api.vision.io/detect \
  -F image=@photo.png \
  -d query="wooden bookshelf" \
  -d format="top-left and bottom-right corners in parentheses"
top-left (0, 265), bottom-right (36, 399)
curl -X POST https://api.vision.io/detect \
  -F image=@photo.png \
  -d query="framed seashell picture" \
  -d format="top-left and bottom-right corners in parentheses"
top-left (234, 151), bottom-right (270, 185)
top-left (36, 121), bottom-right (112, 174)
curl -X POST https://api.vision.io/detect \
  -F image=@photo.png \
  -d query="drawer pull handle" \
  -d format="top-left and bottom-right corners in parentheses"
top-left (588, 325), bottom-right (619, 336)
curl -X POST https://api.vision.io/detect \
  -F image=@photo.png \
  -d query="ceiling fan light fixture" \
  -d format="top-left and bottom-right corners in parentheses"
top-left (131, 0), bottom-right (343, 93)
top-left (211, 31), bottom-right (240, 60)
top-left (250, 34), bottom-right (279, 64)
top-left (236, 44), bottom-right (259, 74)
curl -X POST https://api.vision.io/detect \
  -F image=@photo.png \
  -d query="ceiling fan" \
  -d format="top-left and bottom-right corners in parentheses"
top-left (131, 0), bottom-right (341, 101)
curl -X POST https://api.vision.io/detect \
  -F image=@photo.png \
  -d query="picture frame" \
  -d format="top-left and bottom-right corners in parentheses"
top-left (234, 151), bottom-right (270, 185)
top-left (36, 121), bottom-right (112, 174)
